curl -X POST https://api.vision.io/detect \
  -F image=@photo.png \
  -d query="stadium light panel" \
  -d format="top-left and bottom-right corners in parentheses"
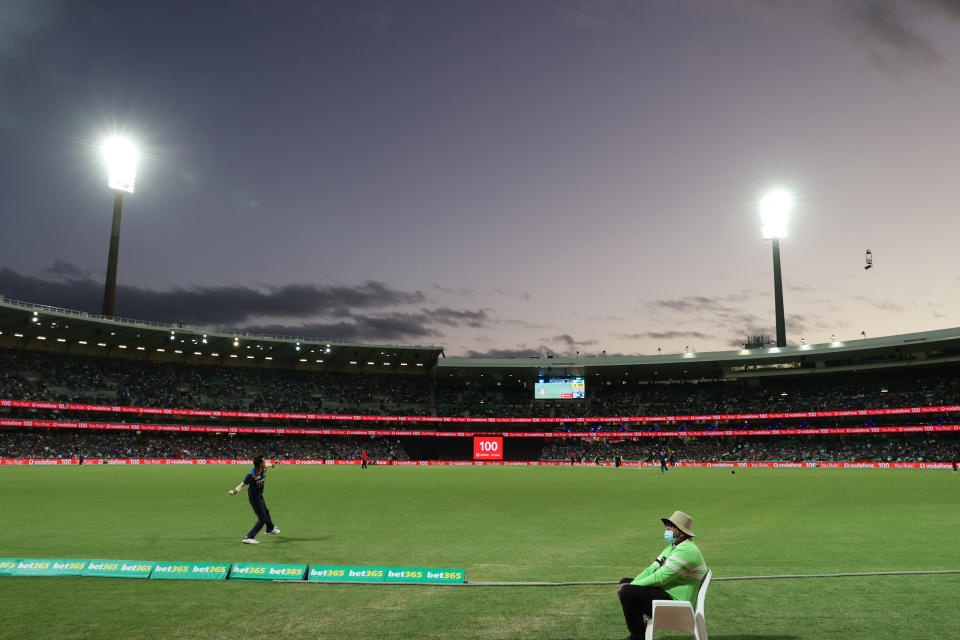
top-left (760, 189), bottom-right (792, 239)
top-left (77, 340), bottom-right (87, 344)
top-left (103, 136), bottom-right (139, 193)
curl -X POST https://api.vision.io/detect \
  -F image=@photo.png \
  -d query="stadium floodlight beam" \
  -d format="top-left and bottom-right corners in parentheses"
top-left (100, 136), bottom-right (139, 318)
top-left (759, 188), bottom-right (793, 348)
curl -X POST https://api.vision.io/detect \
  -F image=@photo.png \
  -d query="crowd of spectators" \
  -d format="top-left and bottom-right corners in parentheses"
top-left (436, 371), bottom-right (960, 419)
top-left (0, 348), bottom-right (430, 416)
top-left (3, 427), bottom-right (956, 463)
top-left (4, 348), bottom-right (960, 424)
top-left (0, 428), bottom-right (407, 461)
top-left (541, 434), bottom-right (960, 464)
top-left (3, 347), bottom-right (960, 461)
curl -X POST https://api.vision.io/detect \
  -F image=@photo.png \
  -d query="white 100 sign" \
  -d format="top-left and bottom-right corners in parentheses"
top-left (479, 440), bottom-right (499, 452)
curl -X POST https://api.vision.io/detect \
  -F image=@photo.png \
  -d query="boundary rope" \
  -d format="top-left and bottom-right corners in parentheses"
top-left (275, 569), bottom-right (960, 586)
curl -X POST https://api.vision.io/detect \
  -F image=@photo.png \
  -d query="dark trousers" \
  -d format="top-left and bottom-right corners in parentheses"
top-left (246, 492), bottom-right (274, 539)
top-left (618, 579), bottom-right (672, 637)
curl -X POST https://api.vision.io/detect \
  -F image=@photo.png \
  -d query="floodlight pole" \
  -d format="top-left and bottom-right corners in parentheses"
top-left (771, 237), bottom-right (786, 347)
top-left (101, 191), bottom-right (124, 318)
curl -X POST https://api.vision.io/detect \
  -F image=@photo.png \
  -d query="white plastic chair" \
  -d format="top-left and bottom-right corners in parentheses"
top-left (644, 568), bottom-right (712, 640)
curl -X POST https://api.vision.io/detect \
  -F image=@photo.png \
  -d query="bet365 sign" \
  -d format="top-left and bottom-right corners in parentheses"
top-left (473, 436), bottom-right (503, 460)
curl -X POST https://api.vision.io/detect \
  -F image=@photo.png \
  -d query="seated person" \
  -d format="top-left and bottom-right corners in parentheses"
top-left (617, 510), bottom-right (708, 640)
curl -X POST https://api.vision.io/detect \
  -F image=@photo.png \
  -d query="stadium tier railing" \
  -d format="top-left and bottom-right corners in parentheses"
top-left (1, 459), bottom-right (953, 469)
top-left (2, 416), bottom-right (960, 438)
top-left (3, 398), bottom-right (959, 424)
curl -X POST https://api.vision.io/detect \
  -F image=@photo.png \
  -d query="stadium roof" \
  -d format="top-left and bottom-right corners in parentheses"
top-left (437, 328), bottom-right (960, 381)
top-left (3, 296), bottom-right (960, 381)
top-left (0, 297), bottom-right (442, 373)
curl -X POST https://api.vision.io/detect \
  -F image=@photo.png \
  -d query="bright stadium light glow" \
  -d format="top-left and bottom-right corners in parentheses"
top-left (759, 189), bottom-right (792, 239)
top-left (103, 136), bottom-right (139, 193)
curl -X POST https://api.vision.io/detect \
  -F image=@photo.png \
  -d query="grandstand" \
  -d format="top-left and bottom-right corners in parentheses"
top-left (4, 298), bottom-right (960, 640)
top-left (3, 297), bottom-right (959, 467)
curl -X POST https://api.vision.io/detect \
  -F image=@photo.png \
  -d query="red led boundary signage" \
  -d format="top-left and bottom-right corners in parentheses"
top-left (3, 417), bottom-right (960, 439)
top-left (473, 436), bottom-right (503, 460)
top-left (2, 398), bottom-right (958, 424)
top-left (0, 458), bottom-right (954, 469)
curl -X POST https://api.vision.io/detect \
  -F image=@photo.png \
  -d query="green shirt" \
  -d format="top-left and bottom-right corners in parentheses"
top-left (631, 539), bottom-right (708, 605)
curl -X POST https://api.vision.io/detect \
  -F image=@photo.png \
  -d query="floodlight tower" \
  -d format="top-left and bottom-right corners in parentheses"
top-left (101, 137), bottom-right (139, 318)
top-left (760, 189), bottom-right (792, 348)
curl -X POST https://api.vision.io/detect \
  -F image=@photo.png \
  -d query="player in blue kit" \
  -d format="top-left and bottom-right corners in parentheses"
top-left (229, 455), bottom-right (280, 544)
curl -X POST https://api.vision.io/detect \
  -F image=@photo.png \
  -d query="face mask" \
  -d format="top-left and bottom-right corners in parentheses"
top-left (664, 530), bottom-right (675, 543)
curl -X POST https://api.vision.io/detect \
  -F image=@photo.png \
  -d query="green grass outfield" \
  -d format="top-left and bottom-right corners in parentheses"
top-left (2, 465), bottom-right (958, 639)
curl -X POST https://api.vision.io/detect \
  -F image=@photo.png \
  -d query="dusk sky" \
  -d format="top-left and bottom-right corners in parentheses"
top-left (2, 0), bottom-right (959, 357)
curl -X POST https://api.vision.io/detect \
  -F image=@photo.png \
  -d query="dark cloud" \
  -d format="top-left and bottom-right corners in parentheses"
top-left (502, 318), bottom-right (552, 330)
top-left (840, 0), bottom-right (945, 71)
top-left (465, 347), bottom-right (543, 359)
top-left (650, 292), bottom-right (758, 315)
top-left (651, 295), bottom-right (733, 314)
top-left (0, 263), bottom-right (498, 343)
top-left (244, 315), bottom-right (441, 343)
top-left (428, 307), bottom-right (489, 328)
top-left (925, 0), bottom-right (960, 20)
top-left (551, 334), bottom-right (598, 348)
top-left (0, 266), bottom-right (101, 314)
top-left (620, 331), bottom-right (714, 340)
top-left (42, 260), bottom-right (91, 280)
top-left (431, 283), bottom-right (475, 297)
top-left (0, 263), bottom-right (426, 325)
top-left (203, 307), bottom-right (487, 343)
top-left (722, 313), bottom-right (821, 348)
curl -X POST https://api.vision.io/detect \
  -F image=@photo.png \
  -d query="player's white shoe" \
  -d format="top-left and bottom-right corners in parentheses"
top-left (266, 528), bottom-right (281, 535)
top-left (242, 537), bottom-right (260, 544)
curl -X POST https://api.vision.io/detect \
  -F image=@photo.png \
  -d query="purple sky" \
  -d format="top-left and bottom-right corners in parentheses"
top-left (2, 0), bottom-right (959, 356)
